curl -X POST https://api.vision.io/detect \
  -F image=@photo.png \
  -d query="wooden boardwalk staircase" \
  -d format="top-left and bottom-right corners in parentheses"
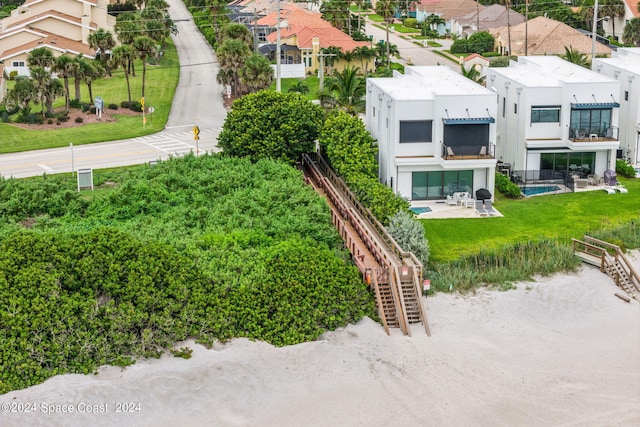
top-left (572, 236), bottom-right (640, 301)
top-left (302, 152), bottom-right (430, 336)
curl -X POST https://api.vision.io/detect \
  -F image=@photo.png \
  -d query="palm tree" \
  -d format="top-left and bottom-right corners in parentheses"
top-left (79, 61), bottom-right (105, 105)
top-left (42, 79), bottom-right (64, 115)
top-left (27, 47), bottom-right (55, 69)
top-left (5, 78), bottom-right (37, 119)
top-left (88, 29), bottom-right (116, 76)
top-left (460, 63), bottom-right (486, 85)
top-left (216, 38), bottom-right (250, 97)
top-left (424, 13), bottom-right (445, 33)
top-left (288, 81), bottom-right (310, 94)
top-left (353, 46), bottom-right (376, 74)
top-left (110, 45), bottom-right (136, 103)
top-left (373, 40), bottom-right (399, 68)
top-left (52, 55), bottom-right (74, 111)
top-left (133, 35), bottom-right (157, 98)
top-left (115, 11), bottom-right (143, 76)
top-left (29, 66), bottom-right (51, 115)
top-left (562, 45), bottom-right (590, 68)
top-left (71, 55), bottom-right (87, 102)
top-left (622, 17), bottom-right (640, 46)
top-left (375, 0), bottom-right (399, 68)
top-left (218, 23), bottom-right (254, 46)
top-left (320, 0), bottom-right (350, 32)
top-left (238, 53), bottom-right (274, 95)
top-left (600, 0), bottom-right (625, 40)
top-left (207, 0), bottom-right (231, 45)
top-left (325, 65), bottom-right (366, 115)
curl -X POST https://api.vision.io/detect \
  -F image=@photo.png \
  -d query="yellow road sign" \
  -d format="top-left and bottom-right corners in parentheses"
top-left (140, 97), bottom-right (145, 107)
top-left (193, 126), bottom-right (200, 137)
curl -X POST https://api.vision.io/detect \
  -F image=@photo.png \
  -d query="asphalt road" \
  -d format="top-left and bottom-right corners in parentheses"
top-left (364, 19), bottom-right (459, 71)
top-left (0, 0), bottom-right (227, 179)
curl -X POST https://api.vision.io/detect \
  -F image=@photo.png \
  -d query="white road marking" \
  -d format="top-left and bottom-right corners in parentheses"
top-left (38, 163), bottom-right (54, 172)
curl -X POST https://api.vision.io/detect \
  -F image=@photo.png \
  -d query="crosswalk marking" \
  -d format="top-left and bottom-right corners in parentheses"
top-left (135, 130), bottom-right (217, 156)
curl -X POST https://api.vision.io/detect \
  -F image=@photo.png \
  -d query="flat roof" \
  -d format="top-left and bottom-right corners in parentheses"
top-left (490, 56), bottom-right (617, 87)
top-left (367, 65), bottom-right (494, 101)
top-left (594, 48), bottom-right (640, 75)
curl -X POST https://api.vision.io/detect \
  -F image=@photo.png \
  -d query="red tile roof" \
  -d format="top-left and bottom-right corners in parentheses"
top-left (625, 0), bottom-right (640, 17)
top-left (267, 24), bottom-right (369, 51)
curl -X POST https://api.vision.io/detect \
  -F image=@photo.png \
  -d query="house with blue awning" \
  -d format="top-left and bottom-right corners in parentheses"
top-left (487, 56), bottom-right (621, 183)
top-left (365, 66), bottom-right (498, 201)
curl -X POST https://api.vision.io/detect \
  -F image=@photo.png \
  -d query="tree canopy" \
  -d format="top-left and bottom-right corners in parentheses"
top-left (218, 91), bottom-right (325, 164)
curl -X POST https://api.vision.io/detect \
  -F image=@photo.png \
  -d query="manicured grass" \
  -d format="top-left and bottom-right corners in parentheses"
top-left (269, 76), bottom-right (320, 100)
top-left (427, 41), bottom-right (443, 47)
top-left (421, 177), bottom-right (640, 263)
top-left (368, 14), bottom-right (384, 22)
top-left (0, 41), bottom-right (179, 153)
top-left (391, 23), bottom-right (420, 33)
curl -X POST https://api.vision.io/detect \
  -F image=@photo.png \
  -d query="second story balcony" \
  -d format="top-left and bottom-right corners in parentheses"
top-left (569, 126), bottom-right (619, 142)
top-left (443, 143), bottom-right (496, 160)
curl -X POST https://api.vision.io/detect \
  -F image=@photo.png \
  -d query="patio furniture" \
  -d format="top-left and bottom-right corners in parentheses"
top-left (603, 187), bottom-right (616, 194)
top-left (464, 198), bottom-right (476, 208)
top-left (479, 146), bottom-right (487, 158)
top-left (446, 146), bottom-right (455, 158)
top-left (587, 174), bottom-right (603, 186)
top-left (446, 195), bottom-right (458, 205)
top-left (452, 191), bottom-right (471, 206)
top-left (475, 201), bottom-right (488, 216)
top-left (574, 130), bottom-right (585, 139)
top-left (614, 183), bottom-right (628, 194)
top-left (575, 178), bottom-right (588, 189)
top-left (484, 200), bottom-right (499, 216)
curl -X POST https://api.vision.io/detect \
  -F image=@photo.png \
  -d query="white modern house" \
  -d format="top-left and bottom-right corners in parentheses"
top-left (365, 66), bottom-right (498, 201)
top-left (592, 48), bottom-right (640, 166)
top-left (487, 56), bottom-right (621, 182)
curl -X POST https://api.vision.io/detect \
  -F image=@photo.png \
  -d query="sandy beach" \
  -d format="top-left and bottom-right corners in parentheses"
top-left (2, 254), bottom-right (639, 427)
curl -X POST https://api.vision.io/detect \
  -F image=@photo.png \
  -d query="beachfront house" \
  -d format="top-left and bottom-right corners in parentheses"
top-left (487, 56), bottom-right (621, 183)
top-left (365, 66), bottom-right (497, 201)
top-left (592, 48), bottom-right (640, 166)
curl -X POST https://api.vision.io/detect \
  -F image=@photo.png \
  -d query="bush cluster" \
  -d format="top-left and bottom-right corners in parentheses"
top-left (0, 154), bottom-right (376, 393)
top-left (616, 159), bottom-right (636, 178)
top-left (495, 172), bottom-right (523, 198)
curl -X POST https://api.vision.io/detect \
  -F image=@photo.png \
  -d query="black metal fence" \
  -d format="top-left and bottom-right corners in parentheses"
top-left (508, 169), bottom-right (576, 196)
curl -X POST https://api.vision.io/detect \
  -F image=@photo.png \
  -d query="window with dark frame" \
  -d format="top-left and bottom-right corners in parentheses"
top-left (625, 91), bottom-right (629, 101)
top-left (531, 106), bottom-right (561, 123)
top-left (399, 120), bottom-right (433, 143)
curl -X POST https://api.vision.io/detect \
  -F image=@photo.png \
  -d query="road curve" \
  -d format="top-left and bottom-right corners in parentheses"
top-left (0, 0), bottom-right (227, 179)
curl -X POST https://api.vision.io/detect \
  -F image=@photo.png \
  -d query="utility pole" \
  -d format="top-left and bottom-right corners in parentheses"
top-left (525, 0), bottom-right (528, 56)
top-left (507, 0), bottom-right (512, 56)
top-left (591, 0), bottom-right (599, 61)
top-left (276, 0), bottom-right (282, 92)
top-left (317, 52), bottom-right (337, 91)
top-left (254, 8), bottom-right (259, 53)
top-left (476, 1), bottom-right (480, 33)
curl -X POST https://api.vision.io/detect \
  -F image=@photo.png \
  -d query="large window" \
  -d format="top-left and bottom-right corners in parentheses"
top-left (412, 170), bottom-right (473, 200)
top-left (399, 120), bottom-right (432, 143)
top-left (443, 123), bottom-right (489, 156)
top-left (540, 152), bottom-right (595, 179)
top-left (570, 108), bottom-right (612, 137)
top-left (531, 106), bottom-right (560, 123)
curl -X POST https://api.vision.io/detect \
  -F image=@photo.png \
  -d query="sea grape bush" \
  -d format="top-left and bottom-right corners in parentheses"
top-left (0, 154), bottom-right (376, 393)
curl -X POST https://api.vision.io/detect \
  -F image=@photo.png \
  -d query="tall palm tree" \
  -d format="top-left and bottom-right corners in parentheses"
top-left (238, 53), bottom-right (274, 95)
top-left (320, 0), bottom-right (350, 32)
top-left (42, 79), bottom-right (64, 115)
top-left (353, 46), bottom-right (376, 74)
top-left (5, 78), bottom-right (37, 118)
top-left (110, 45), bottom-right (136, 103)
top-left (218, 23), bottom-right (254, 46)
top-left (622, 17), bottom-right (640, 46)
top-left (133, 35), bottom-right (157, 98)
top-left (375, 0), bottom-right (399, 68)
top-left (79, 61), bottom-right (105, 105)
top-left (27, 47), bottom-right (55, 69)
top-left (216, 38), bottom-right (250, 97)
top-left (207, 0), bottom-right (230, 45)
top-left (88, 29), bottom-right (116, 76)
top-left (29, 66), bottom-right (52, 115)
top-left (115, 11), bottom-right (143, 76)
top-left (562, 45), bottom-right (590, 68)
top-left (326, 65), bottom-right (366, 115)
top-left (71, 55), bottom-right (87, 101)
top-left (52, 55), bottom-right (78, 111)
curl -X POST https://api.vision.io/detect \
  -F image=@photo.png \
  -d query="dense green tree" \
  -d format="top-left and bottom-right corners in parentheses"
top-left (319, 111), bottom-right (378, 180)
top-left (218, 91), bottom-right (325, 164)
top-left (217, 23), bottom-right (254, 45)
top-left (4, 78), bottom-right (37, 118)
top-left (321, 0), bottom-right (350, 32)
top-left (206, 0), bottom-right (230, 45)
top-left (88, 29), bottom-right (116, 76)
top-left (468, 31), bottom-right (495, 53)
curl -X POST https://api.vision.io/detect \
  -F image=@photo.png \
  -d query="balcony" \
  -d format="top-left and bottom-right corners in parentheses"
top-left (569, 127), bottom-right (618, 142)
top-left (443, 144), bottom-right (495, 160)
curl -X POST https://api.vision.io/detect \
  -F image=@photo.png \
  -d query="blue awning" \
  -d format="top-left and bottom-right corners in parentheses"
top-left (442, 117), bottom-right (495, 125)
top-left (571, 102), bottom-right (620, 109)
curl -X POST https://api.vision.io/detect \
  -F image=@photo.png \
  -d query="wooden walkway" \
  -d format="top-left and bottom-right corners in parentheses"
top-left (573, 236), bottom-right (640, 302)
top-left (302, 153), bottom-right (430, 336)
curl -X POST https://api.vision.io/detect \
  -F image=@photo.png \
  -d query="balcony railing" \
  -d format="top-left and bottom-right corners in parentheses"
top-left (569, 127), bottom-right (618, 142)
top-left (443, 144), bottom-right (495, 160)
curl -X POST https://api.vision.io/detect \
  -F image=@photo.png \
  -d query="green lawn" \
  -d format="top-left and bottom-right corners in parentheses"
top-left (0, 41), bottom-right (179, 153)
top-left (269, 76), bottom-right (320, 100)
top-left (422, 177), bottom-right (640, 263)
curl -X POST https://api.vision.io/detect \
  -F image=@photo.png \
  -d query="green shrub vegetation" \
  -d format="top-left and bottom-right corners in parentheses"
top-left (616, 159), bottom-right (636, 178)
top-left (0, 154), bottom-right (376, 393)
top-left (495, 172), bottom-right (523, 198)
top-left (218, 91), bottom-right (325, 165)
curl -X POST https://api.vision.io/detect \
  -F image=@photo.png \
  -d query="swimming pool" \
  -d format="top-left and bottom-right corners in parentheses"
top-left (522, 185), bottom-right (561, 196)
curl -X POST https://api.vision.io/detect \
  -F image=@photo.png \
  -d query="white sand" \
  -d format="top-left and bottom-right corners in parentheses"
top-left (2, 254), bottom-right (640, 427)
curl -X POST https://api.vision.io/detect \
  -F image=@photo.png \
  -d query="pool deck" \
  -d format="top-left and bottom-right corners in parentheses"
top-left (410, 183), bottom-right (613, 219)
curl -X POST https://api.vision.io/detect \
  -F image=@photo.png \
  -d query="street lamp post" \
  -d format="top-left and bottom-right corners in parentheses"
top-left (276, 0), bottom-right (281, 92)
top-left (591, 0), bottom-right (599, 61)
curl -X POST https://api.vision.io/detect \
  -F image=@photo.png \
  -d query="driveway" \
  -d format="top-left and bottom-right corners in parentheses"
top-left (0, 0), bottom-right (226, 179)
